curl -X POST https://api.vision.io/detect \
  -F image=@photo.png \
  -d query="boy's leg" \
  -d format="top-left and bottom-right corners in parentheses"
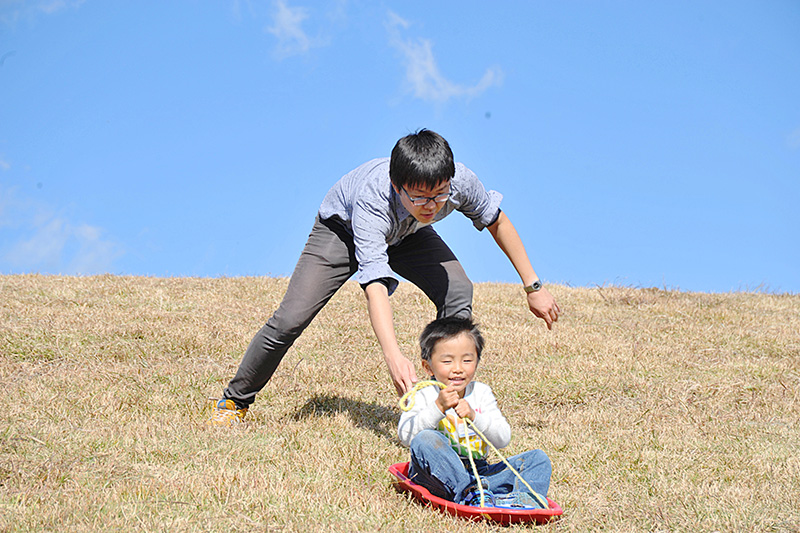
top-left (408, 430), bottom-right (473, 502)
top-left (223, 217), bottom-right (357, 408)
top-left (388, 226), bottom-right (473, 319)
top-left (483, 449), bottom-right (551, 498)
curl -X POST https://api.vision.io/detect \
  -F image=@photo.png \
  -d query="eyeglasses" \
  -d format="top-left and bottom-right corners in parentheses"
top-left (401, 187), bottom-right (452, 206)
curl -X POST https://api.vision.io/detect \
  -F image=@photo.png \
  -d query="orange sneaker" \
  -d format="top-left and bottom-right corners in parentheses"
top-left (206, 398), bottom-right (248, 426)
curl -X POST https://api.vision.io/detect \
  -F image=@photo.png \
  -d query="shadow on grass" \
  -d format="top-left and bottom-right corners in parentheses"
top-left (292, 393), bottom-right (399, 441)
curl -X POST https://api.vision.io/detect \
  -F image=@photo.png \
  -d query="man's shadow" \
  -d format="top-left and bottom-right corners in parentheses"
top-left (292, 393), bottom-right (399, 441)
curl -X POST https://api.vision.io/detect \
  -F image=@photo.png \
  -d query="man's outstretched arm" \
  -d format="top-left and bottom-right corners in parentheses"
top-left (488, 211), bottom-right (561, 329)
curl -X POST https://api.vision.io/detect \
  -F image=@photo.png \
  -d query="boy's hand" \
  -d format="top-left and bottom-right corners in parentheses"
top-left (454, 399), bottom-right (476, 421)
top-left (435, 386), bottom-right (460, 414)
top-left (527, 287), bottom-right (561, 330)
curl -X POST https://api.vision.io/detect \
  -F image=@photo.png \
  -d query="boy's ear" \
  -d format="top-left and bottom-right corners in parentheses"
top-left (421, 360), bottom-right (434, 377)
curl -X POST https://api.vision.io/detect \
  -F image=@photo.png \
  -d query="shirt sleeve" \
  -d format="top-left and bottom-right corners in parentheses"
top-left (397, 385), bottom-right (445, 447)
top-left (350, 197), bottom-right (400, 295)
top-left (470, 383), bottom-right (511, 449)
top-left (452, 164), bottom-right (503, 231)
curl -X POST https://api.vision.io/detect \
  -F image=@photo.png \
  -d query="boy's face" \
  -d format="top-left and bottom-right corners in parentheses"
top-left (422, 332), bottom-right (479, 398)
top-left (393, 180), bottom-right (451, 224)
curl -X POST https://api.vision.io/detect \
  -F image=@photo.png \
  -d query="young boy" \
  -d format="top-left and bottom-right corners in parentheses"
top-left (397, 317), bottom-right (551, 507)
top-left (208, 129), bottom-right (560, 425)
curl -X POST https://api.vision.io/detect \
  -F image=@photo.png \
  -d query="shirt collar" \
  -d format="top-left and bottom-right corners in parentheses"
top-left (391, 186), bottom-right (414, 223)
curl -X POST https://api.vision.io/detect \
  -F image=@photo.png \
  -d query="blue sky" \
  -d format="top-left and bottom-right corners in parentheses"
top-left (1, 0), bottom-right (798, 293)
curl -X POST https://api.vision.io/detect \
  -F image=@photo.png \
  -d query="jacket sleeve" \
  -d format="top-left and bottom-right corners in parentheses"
top-left (470, 383), bottom-right (511, 449)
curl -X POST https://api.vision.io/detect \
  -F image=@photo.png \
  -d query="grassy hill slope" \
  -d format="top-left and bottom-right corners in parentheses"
top-left (1, 275), bottom-right (798, 531)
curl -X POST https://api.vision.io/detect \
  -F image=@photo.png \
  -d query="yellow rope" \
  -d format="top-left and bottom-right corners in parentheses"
top-left (458, 416), bottom-right (486, 507)
top-left (399, 380), bottom-right (548, 509)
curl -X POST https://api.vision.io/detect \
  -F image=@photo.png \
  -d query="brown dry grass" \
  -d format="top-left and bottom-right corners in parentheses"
top-left (1, 275), bottom-right (798, 532)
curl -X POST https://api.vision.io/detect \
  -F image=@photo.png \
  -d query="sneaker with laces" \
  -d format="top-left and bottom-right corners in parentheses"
top-left (494, 491), bottom-right (545, 509)
top-left (461, 479), bottom-right (495, 508)
top-left (206, 398), bottom-right (248, 426)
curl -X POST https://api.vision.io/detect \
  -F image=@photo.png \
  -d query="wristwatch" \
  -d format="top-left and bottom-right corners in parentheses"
top-left (523, 280), bottom-right (543, 293)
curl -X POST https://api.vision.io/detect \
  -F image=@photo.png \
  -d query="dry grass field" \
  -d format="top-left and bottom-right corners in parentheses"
top-left (1, 274), bottom-right (798, 532)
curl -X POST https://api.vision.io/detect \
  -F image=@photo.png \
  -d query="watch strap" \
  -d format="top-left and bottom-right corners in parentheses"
top-left (523, 280), bottom-right (542, 293)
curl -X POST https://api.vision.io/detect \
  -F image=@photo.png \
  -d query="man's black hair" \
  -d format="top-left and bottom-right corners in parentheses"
top-left (419, 316), bottom-right (485, 362)
top-left (390, 129), bottom-right (456, 190)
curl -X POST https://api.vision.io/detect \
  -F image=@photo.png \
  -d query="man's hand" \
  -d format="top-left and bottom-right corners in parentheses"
top-left (385, 353), bottom-right (418, 396)
top-left (527, 287), bottom-right (561, 330)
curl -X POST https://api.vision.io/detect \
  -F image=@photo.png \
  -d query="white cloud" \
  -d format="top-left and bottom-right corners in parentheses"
top-left (231, 0), bottom-right (256, 22)
top-left (0, 158), bottom-right (9, 171)
top-left (0, 185), bottom-right (122, 274)
top-left (266, 0), bottom-right (314, 59)
top-left (326, 0), bottom-right (347, 25)
top-left (236, 0), bottom-right (339, 59)
top-left (68, 223), bottom-right (120, 274)
top-left (386, 10), bottom-right (503, 104)
top-left (0, 185), bottom-right (26, 229)
top-left (37, 0), bottom-right (84, 14)
top-left (1, 0), bottom-right (85, 25)
top-left (387, 10), bottom-right (409, 31)
top-left (5, 217), bottom-right (69, 268)
top-left (37, 0), bottom-right (67, 14)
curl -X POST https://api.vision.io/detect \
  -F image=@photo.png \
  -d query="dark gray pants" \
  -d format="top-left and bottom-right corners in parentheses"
top-left (223, 216), bottom-right (473, 408)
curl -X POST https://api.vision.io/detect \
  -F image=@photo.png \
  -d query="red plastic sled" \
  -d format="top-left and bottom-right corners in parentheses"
top-left (389, 462), bottom-right (563, 525)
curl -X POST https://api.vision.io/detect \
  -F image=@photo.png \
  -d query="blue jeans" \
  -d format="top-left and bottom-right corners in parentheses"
top-left (408, 429), bottom-right (551, 504)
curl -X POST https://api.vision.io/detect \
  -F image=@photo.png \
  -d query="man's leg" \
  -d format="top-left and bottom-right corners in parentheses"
top-left (388, 226), bottom-right (473, 319)
top-left (223, 217), bottom-right (357, 408)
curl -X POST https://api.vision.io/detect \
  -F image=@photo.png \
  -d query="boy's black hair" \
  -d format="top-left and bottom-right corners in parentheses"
top-left (390, 129), bottom-right (456, 190)
top-left (419, 316), bottom-right (485, 362)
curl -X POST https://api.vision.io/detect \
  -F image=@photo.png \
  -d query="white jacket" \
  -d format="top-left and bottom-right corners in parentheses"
top-left (397, 381), bottom-right (511, 459)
